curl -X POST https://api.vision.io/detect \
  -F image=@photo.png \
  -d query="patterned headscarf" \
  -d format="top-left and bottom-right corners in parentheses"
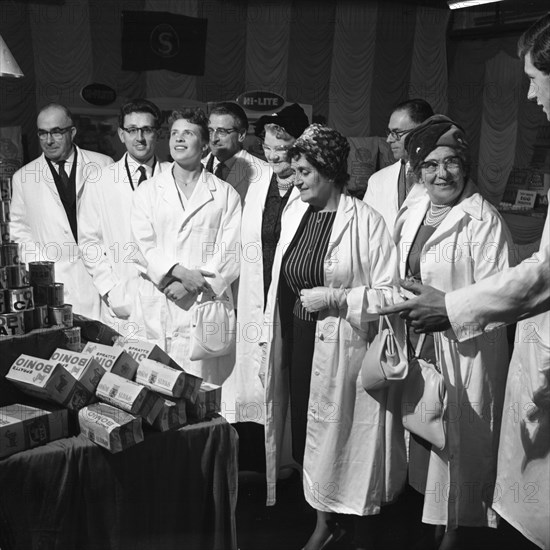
top-left (293, 123), bottom-right (350, 179)
top-left (405, 114), bottom-right (469, 172)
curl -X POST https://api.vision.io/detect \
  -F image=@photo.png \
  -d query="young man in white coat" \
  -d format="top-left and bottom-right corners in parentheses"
top-left (10, 103), bottom-right (113, 319)
top-left (363, 99), bottom-right (433, 231)
top-left (382, 14), bottom-right (550, 550)
top-left (204, 102), bottom-right (271, 204)
top-left (78, 99), bottom-right (170, 337)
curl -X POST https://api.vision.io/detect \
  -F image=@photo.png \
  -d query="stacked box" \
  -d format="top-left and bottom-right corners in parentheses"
top-left (151, 396), bottom-right (187, 432)
top-left (95, 372), bottom-right (163, 425)
top-left (50, 348), bottom-right (106, 395)
top-left (135, 358), bottom-right (188, 398)
top-left (78, 402), bottom-right (143, 453)
top-left (82, 342), bottom-right (138, 380)
top-left (186, 382), bottom-right (222, 421)
top-left (0, 403), bottom-right (69, 458)
top-left (116, 338), bottom-right (202, 402)
top-left (6, 354), bottom-right (94, 410)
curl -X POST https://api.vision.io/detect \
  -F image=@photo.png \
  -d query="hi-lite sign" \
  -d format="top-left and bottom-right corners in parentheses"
top-left (236, 91), bottom-right (285, 112)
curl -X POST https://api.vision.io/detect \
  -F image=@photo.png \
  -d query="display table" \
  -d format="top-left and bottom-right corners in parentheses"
top-left (0, 416), bottom-right (238, 550)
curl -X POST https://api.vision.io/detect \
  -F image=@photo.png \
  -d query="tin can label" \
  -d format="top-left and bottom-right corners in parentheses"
top-left (0, 312), bottom-right (25, 337)
top-left (0, 289), bottom-right (7, 314)
top-left (33, 305), bottom-right (49, 328)
top-left (8, 287), bottom-right (34, 312)
top-left (29, 261), bottom-right (55, 287)
top-left (6, 264), bottom-right (29, 288)
top-left (1, 242), bottom-right (19, 265)
top-left (0, 267), bottom-right (7, 289)
top-left (0, 224), bottom-right (9, 244)
top-left (46, 283), bottom-right (64, 307)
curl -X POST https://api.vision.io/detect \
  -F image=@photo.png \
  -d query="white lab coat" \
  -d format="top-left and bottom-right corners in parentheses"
top-left (447, 192), bottom-right (550, 549)
top-left (131, 166), bottom-right (241, 396)
top-left (261, 194), bottom-right (407, 511)
top-left (203, 149), bottom-right (272, 204)
top-left (394, 181), bottom-right (512, 529)
top-left (10, 146), bottom-right (113, 319)
top-left (235, 175), bottom-right (299, 424)
top-left (363, 160), bottom-right (427, 231)
top-left (78, 154), bottom-right (170, 337)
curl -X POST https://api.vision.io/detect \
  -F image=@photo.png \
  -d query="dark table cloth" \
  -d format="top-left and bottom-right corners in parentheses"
top-left (0, 416), bottom-right (238, 550)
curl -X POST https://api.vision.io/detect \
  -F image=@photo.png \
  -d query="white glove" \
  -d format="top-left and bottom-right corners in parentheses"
top-left (300, 287), bottom-right (347, 313)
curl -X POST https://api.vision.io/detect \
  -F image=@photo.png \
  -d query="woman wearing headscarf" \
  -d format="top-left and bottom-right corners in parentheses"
top-left (260, 124), bottom-right (407, 550)
top-left (394, 115), bottom-right (512, 549)
top-left (231, 104), bottom-right (309, 468)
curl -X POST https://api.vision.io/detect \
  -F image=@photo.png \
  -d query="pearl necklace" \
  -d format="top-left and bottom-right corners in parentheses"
top-left (276, 173), bottom-right (294, 191)
top-left (425, 202), bottom-right (452, 227)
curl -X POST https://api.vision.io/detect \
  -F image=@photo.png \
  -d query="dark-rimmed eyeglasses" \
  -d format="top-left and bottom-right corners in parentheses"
top-left (122, 126), bottom-right (157, 137)
top-left (420, 157), bottom-right (462, 174)
top-left (208, 127), bottom-right (238, 137)
top-left (385, 128), bottom-right (414, 141)
top-left (37, 126), bottom-right (74, 140)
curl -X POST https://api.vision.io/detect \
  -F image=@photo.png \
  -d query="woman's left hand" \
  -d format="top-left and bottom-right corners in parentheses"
top-left (300, 287), bottom-right (347, 313)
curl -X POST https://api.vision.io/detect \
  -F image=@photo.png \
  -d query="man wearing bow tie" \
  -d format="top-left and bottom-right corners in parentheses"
top-left (10, 102), bottom-right (113, 319)
top-left (78, 99), bottom-right (170, 337)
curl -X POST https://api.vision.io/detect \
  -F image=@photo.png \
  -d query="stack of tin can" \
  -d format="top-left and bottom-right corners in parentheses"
top-left (1, 176), bottom-right (10, 243)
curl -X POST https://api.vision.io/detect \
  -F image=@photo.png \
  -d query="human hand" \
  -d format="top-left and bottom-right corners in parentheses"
top-left (172, 265), bottom-right (214, 294)
top-left (378, 279), bottom-right (451, 333)
top-left (163, 281), bottom-right (190, 301)
top-left (300, 287), bottom-right (347, 313)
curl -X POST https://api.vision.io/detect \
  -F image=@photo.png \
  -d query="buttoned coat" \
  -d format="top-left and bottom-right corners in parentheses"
top-left (261, 194), bottom-right (407, 512)
top-left (10, 146), bottom-right (112, 319)
top-left (131, 167), bottom-right (241, 396)
top-left (78, 154), bottom-right (170, 337)
top-left (394, 181), bottom-right (512, 528)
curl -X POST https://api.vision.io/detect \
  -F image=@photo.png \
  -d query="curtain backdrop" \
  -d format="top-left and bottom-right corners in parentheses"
top-left (0, 0), bottom-right (547, 207)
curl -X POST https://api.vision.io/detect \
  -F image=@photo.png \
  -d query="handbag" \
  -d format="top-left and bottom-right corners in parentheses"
top-left (401, 333), bottom-right (447, 450)
top-left (189, 292), bottom-right (236, 361)
top-left (361, 314), bottom-right (408, 391)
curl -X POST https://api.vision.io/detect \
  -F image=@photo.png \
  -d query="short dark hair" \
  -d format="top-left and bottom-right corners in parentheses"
top-left (288, 147), bottom-right (350, 190)
top-left (38, 103), bottom-right (74, 125)
top-left (392, 99), bottom-right (434, 125)
top-left (119, 99), bottom-right (162, 129)
top-left (168, 107), bottom-right (209, 143)
top-left (209, 102), bottom-right (249, 132)
top-left (518, 13), bottom-right (550, 75)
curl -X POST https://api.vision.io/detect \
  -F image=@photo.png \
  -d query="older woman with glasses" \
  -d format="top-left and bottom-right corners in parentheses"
top-left (393, 115), bottom-right (512, 550)
top-left (231, 104), bottom-right (309, 468)
top-left (260, 124), bottom-right (407, 550)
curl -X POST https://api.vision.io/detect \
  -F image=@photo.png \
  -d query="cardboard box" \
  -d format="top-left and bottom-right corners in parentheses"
top-left (78, 402), bottom-right (143, 453)
top-left (186, 382), bottom-right (222, 421)
top-left (135, 358), bottom-right (189, 398)
top-left (50, 348), bottom-right (105, 395)
top-left (0, 403), bottom-right (69, 458)
top-left (95, 372), bottom-right (163, 425)
top-left (82, 342), bottom-right (138, 380)
top-left (151, 396), bottom-right (187, 432)
top-left (6, 354), bottom-right (94, 410)
top-left (115, 338), bottom-right (202, 402)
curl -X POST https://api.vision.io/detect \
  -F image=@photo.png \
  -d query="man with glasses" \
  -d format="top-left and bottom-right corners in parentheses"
top-left (204, 102), bottom-right (271, 203)
top-left (10, 102), bottom-right (112, 319)
top-left (79, 99), bottom-right (170, 337)
top-left (363, 98), bottom-right (433, 231)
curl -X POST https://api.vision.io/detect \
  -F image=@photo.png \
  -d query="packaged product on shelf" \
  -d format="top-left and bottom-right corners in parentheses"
top-left (95, 372), bottom-right (163, 425)
top-left (7, 286), bottom-right (34, 313)
top-left (50, 348), bottom-right (106, 394)
top-left (48, 303), bottom-right (72, 327)
top-left (28, 261), bottom-right (55, 288)
top-left (78, 402), bottom-right (143, 453)
top-left (6, 354), bottom-right (95, 410)
top-left (185, 382), bottom-right (222, 421)
top-left (135, 358), bottom-right (189, 398)
top-left (0, 403), bottom-right (69, 458)
top-left (0, 311), bottom-right (25, 337)
top-left (151, 396), bottom-right (187, 432)
top-left (82, 341), bottom-right (139, 380)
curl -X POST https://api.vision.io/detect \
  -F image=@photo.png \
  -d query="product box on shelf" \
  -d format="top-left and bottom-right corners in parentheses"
top-left (6, 354), bottom-right (94, 410)
top-left (82, 342), bottom-right (138, 380)
top-left (186, 382), bottom-right (222, 421)
top-left (95, 372), bottom-right (163, 425)
top-left (135, 358), bottom-right (189, 398)
top-left (0, 403), bottom-right (69, 458)
top-left (78, 402), bottom-right (143, 453)
top-left (151, 395), bottom-right (187, 432)
top-left (50, 348), bottom-right (106, 395)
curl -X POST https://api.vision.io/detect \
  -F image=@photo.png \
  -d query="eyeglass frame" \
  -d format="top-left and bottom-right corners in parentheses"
top-left (121, 126), bottom-right (157, 137)
top-left (262, 143), bottom-right (291, 154)
top-left (208, 127), bottom-right (239, 138)
top-left (385, 127), bottom-right (414, 141)
top-left (37, 126), bottom-right (74, 140)
top-left (420, 156), bottom-right (462, 174)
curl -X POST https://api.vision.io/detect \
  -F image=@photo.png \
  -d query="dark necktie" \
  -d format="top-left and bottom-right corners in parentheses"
top-left (57, 160), bottom-right (70, 192)
top-left (214, 161), bottom-right (225, 180)
top-left (137, 166), bottom-right (147, 186)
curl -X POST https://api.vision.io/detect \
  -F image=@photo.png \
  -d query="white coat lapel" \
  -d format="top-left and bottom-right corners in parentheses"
top-left (326, 194), bottom-right (353, 261)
